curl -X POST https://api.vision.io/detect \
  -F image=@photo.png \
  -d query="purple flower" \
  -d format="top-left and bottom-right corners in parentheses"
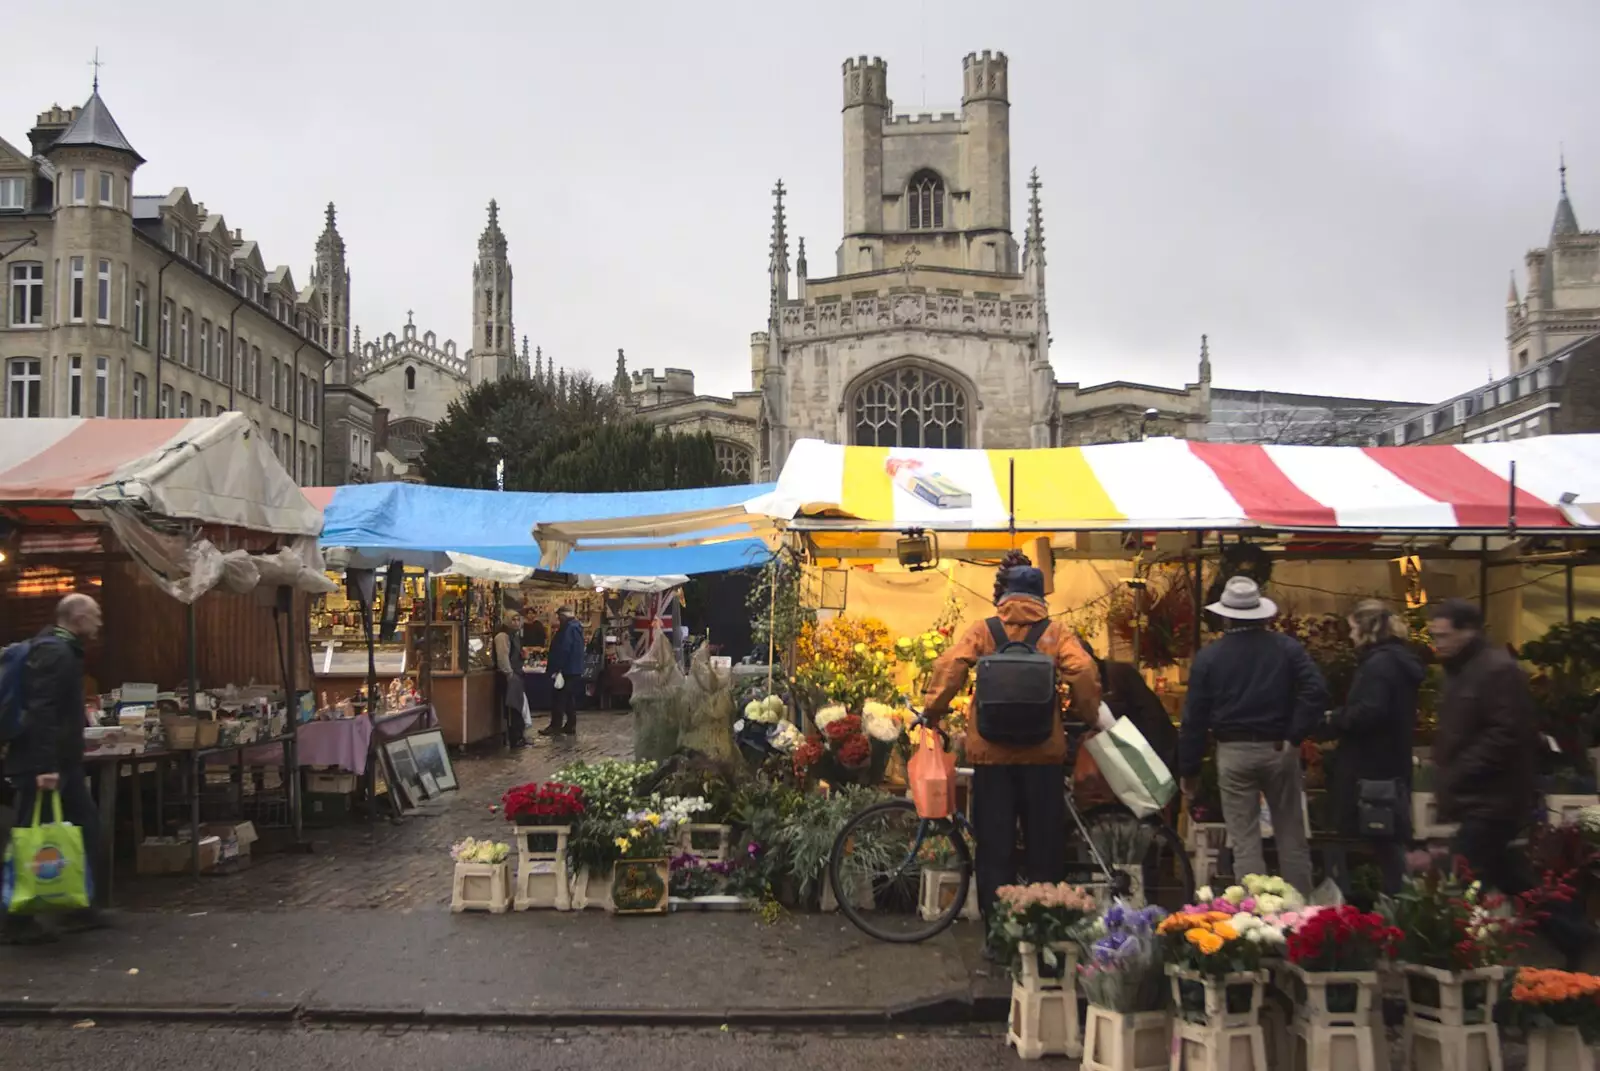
top-left (1104, 904), bottom-right (1127, 929)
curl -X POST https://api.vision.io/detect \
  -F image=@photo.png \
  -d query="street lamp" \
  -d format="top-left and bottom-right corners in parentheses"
top-left (486, 435), bottom-right (505, 492)
top-left (1138, 407), bottom-right (1159, 441)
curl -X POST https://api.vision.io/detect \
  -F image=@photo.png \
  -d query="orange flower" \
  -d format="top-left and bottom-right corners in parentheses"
top-left (1187, 929), bottom-right (1225, 955)
top-left (1212, 922), bottom-right (1239, 941)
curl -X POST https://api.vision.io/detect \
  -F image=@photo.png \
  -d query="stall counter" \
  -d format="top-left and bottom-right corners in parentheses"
top-left (313, 671), bottom-right (496, 746)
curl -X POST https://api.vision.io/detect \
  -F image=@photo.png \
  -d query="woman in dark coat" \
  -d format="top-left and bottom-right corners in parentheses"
top-left (1329, 599), bottom-right (1425, 895)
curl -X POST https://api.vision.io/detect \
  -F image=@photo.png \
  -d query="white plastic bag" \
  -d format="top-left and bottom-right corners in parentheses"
top-left (522, 694), bottom-right (532, 729)
top-left (1085, 716), bottom-right (1177, 819)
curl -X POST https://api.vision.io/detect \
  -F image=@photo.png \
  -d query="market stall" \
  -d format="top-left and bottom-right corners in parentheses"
top-left (308, 481), bottom-right (778, 745)
top-left (0, 414), bottom-right (330, 894)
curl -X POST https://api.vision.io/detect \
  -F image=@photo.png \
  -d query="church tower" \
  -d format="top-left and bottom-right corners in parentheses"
top-left (1507, 157), bottom-right (1600, 370)
top-left (469, 199), bottom-right (515, 385)
top-left (312, 202), bottom-right (351, 381)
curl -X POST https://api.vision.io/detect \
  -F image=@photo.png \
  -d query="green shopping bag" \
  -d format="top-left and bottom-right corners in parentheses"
top-left (3, 791), bottom-right (91, 914)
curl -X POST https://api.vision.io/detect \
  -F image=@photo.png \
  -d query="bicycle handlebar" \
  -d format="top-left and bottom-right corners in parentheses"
top-left (907, 708), bottom-right (951, 747)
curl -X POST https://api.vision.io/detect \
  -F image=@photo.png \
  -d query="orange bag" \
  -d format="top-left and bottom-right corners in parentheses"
top-left (908, 730), bottom-right (957, 819)
top-left (1071, 731), bottom-right (1118, 811)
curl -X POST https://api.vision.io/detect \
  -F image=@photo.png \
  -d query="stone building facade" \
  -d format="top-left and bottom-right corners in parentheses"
top-left (0, 87), bottom-right (346, 485)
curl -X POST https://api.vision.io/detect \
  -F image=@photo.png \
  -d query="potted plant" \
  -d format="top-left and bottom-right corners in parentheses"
top-left (448, 837), bottom-right (511, 914)
top-left (669, 852), bottom-right (744, 910)
top-left (1508, 968), bottom-right (1600, 1071)
top-left (1079, 904), bottom-right (1172, 1071)
top-left (502, 781), bottom-right (585, 911)
top-left (992, 882), bottom-right (1098, 1060)
top-left (554, 760), bottom-right (655, 909)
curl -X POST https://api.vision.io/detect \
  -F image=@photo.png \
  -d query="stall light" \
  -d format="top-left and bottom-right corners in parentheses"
top-left (896, 528), bottom-right (939, 572)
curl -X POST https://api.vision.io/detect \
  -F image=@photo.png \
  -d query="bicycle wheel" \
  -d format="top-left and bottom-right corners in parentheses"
top-left (828, 798), bottom-right (973, 943)
top-left (1067, 803), bottom-right (1195, 911)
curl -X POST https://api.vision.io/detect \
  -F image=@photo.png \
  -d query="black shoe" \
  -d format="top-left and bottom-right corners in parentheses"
top-left (1, 918), bottom-right (59, 945)
top-left (536, 726), bottom-right (560, 738)
top-left (561, 724), bottom-right (576, 735)
top-left (57, 909), bottom-right (112, 934)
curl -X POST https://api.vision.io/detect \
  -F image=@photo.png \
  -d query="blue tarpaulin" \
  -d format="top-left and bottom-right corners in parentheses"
top-left (316, 482), bottom-right (775, 578)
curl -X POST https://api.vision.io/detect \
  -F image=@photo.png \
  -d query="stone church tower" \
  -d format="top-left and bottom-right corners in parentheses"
top-left (1507, 158), bottom-right (1600, 371)
top-left (311, 203), bottom-right (350, 379)
top-left (469, 199), bottom-right (516, 384)
top-left (754, 51), bottom-right (1054, 475)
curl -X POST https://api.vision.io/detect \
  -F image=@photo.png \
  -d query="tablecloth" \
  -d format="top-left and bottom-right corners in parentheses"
top-left (298, 704), bottom-right (436, 775)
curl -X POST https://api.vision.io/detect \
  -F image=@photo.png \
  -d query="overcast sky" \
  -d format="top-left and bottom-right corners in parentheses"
top-left (6, 1), bottom-right (1593, 405)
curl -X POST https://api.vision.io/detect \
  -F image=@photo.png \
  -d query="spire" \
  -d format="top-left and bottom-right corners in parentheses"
top-left (1198, 334), bottom-right (1212, 384)
top-left (1553, 152), bottom-right (1580, 237)
top-left (796, 237), bottom-right (808, 278)
top-left (52, 85), bottom-right (143, 164)
top-left (769, 179), bottom-right (789, 307)
top-left (316, 201), bottom-right (344, 256)
top-left (478, 198), bottom-right (508, 257)
top-left (558, 367), bottom-right (567, 399)
top-left (1024, 167), bottom-right (1046, 269)
top-left (614, 349), bottom-right (630, 396)
top-left (535, 346), bottom-right (544, 384)
top-left (520, 336), bottom-right (531, 378)
top-left (1507, 271), bottom-right (1520, 307)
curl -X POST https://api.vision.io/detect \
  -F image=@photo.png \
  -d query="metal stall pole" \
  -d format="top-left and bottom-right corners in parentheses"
top-left (187, 597), bottom-right (201, 877)
top-left (1568, 562), bottom-right (1577, 626)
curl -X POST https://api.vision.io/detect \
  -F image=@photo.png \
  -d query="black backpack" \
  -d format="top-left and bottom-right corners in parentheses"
top-left (974, 618), bottom-right (1057, 746)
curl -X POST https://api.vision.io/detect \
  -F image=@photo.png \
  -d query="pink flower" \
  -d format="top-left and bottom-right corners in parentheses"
top-left (1210, 901), bottom-right (1238, 916)
top-left (1240, 897), bottom-right (1258, 912)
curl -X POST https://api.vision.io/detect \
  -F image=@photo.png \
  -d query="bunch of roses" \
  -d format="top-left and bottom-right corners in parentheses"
top-left (1510, 968), bottom-right (1600, 1042)
top-left (449, 837), bottom-right (510, 864)
top-left (792, 735), bottom-right (825, 778)
top-left (1158, 910), bottom-right (1275, 976)
top-left (502, 781), bottom-right (585, 823)
top-left (989, 882), bottom-right (1098, 976)
top-left (1194, 876), bottom-right (1307, 924)
top-left (817, 707), bottom-right (873, 768)
top-left (1287, 905), bottom-right (1401, 972)
top-left (861, 700), bottom-right (905, 743)
top-left (1387, 853), bottom-right (1566, 970)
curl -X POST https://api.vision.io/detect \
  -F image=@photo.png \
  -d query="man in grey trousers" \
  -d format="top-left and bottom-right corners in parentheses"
top-left (1178, 577), bottom-right (1328, 896)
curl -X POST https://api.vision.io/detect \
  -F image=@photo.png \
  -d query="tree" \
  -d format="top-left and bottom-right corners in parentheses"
top-left (419, 374), bottom-right (733, 492)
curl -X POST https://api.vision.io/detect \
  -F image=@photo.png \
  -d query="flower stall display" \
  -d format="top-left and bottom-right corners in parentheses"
top-left (449, 838), bottom-right (512, 914)
top-left (1509, 968), bottom-right (1600, 1071)
top-left (993, 882), bottom-right (1099, 1061)
top-left (734, 693), bottom-right (797, 765)
top-left (1158, 894), bottom-right (1276, 1071)
top-left (610, 797), bottom-right (709, 914)
top-left (1283, 906), bottom-right (1400, 1071)
top-left (553, 760), bottom-right (654, 910)
top-left (793, 616), bottom-right (898, 713)
top-left (1079, 904), bottom-right (1172, 1071)
top-left (893, 627), bottom-right (952, 696)
top-left (502, 782), bottom-right (584, 911)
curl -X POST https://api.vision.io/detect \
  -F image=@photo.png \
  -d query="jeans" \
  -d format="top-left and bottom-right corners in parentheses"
top-left (1216, 741), bottom-right (1313, 896)
top-left (1453, 818), bottom-right (1593, 956)
top-left (8, 766), bottom-right (100, 910)
top-left (971, 764), bottom-right (1066, 924)
top-left (547, 682), bottom-right (578, 732)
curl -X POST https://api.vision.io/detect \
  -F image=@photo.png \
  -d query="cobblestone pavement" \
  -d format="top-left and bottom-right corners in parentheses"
top-left (116, 712), bottom-right (634, 912)
top-left (3, 1022), bottom-right (1034, 1071)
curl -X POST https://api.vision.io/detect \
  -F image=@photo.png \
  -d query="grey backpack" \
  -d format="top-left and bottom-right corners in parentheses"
top-left (974, 618), bottom-right (1057, 746)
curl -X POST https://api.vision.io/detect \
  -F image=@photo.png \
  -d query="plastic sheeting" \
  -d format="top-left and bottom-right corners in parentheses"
top-left (104, 505), bottom-right (334, 605)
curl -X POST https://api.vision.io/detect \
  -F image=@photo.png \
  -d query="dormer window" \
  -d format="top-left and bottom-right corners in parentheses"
top-left (907, 170), bottom-right (945, 230)
top-left (0, 177), bottom-right (25, 212)
top-left (405, 366), bottom-right (416, 391)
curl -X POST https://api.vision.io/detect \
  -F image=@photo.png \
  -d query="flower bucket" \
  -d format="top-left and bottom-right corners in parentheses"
top-left (1401, 963), bottom-right (1504, 1027)
top-left (678, 824), bottom-right (733, 863)
top-left (1008, 941), bottom-right (1082, 1059)
top-left (451, 861), bottom-right (511, 914)
top-left (1082, 1006), bottom-right (1170, 1071)
top-left (1286, 965), bottom-right (1379, 1023)
top-left (1527, 1025), bottom-right (1596, 1071)
top-left (917, 867), bottom-right (978, 922)
top-left (1167, 966), bottom-right (1268, 1028)
top-left (512, 825), bottom-right (571, 911)
top-left (610, 858), bottom-right (669, 914)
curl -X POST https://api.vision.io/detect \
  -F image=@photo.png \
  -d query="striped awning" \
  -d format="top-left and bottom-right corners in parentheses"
top-left (0, 414), bottom-right (321, 537)
top-left (756, 437), bottom-right (1600, 551)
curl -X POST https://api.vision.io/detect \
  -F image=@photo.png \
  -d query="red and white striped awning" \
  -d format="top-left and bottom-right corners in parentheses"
top-left (0, 414), bottom-right (321, 537)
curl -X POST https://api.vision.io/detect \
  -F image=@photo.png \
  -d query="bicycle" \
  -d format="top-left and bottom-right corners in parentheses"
top-left (827, 715), bottom-right (1194, 943)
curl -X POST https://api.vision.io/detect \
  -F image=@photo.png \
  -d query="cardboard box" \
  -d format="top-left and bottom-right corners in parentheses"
top-left (304, 771), bottom-right (358, 794)
top-left (137, 836), bottom-right (221, 875)
top-left (305, 791), bottom-right (354, 827)
top-left (201, 821), bottom-right (259, 861)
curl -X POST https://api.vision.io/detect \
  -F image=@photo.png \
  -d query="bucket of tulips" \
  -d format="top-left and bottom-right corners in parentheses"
top-left (991, 882), bottom-right (1098, 1060)
top-left (1508, 968), bottom-right (1600, 1071)
top-left (1079, 903), bottom-right (1173, 1071)
top-left (1284, 905), bottom-right (1400, 1024)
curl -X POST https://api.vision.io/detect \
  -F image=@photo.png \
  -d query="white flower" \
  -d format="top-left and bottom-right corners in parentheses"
top-left (1256, 894), bottom-right (1284, 916)
top-left (768, 722), bottom-right (803, 753)
top-left (744, 701), bottom-right (764, 721)
top-left (1245, 928), bottom-right (1266, 943)
top-left (816, 705), bottom-right (848, 729)
top-left (863, 710), bottom-right (900, 742)
top-left (764, 695), bottom-right (787, 717)
top-left (1260, 926), bottom-right (1287, 945)
top-left (1195, 886), bottom-right (1214, 903)
top-left (1223, 885), bottom-right (1247, 905)
top-left (1231, 914), bottom-right (1261, 932)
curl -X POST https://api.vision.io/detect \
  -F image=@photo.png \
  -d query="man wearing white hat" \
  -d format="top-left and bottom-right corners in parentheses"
top-left (1178, 576), bottom-right (1327, 896)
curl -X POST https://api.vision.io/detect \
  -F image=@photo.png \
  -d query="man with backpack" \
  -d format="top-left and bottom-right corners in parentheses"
top-left (923, 555), bottom-right (1101, 929)
top-left (3, 593), bottom-right (104, 944)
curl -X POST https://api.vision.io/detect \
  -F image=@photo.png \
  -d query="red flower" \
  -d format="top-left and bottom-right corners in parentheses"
top-left (823, 714), bottom-right (862, 743)
top-left (793, 736), bottom-right (825, 778)
top-left (502, 781), bottom-right (585, 822)
top-left (837, 733), bottom-right (871, 768)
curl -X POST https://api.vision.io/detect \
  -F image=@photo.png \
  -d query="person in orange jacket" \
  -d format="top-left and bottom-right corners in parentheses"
top-left (923, 553), bottom-right (1102, 927)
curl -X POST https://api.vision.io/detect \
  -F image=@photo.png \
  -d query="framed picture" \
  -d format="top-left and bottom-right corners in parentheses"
top-left (382, 737), bottom-right (427, 808)
top-left (404, 729), bottom-right (457, 793)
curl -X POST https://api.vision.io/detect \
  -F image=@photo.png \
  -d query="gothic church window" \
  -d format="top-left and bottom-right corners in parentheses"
top-left (853, 365), bottom-right (967, 449)
top-left (405, 366), bottom-right (416, 391)
top-left (714, 441), bottom-right (753, 481)
top-left (907, 170), bottom-right (945, 230)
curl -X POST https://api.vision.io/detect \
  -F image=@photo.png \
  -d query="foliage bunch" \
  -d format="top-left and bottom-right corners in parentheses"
top-left (794, 617), bottom-right (897, 710)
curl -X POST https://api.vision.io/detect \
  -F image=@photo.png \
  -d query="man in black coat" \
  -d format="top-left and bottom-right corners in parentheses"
top-left (3, 593), bottom-right (105, 944)
top-left (1429, 598), bottom-right (1593, 966)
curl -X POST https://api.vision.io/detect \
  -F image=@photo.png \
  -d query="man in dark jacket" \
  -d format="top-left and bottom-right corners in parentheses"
top-left (3, 593), bottom-right (104, 944)
top-left (540, 606), bottom-right (585, 737)
top-left (1179, 577), bottom-right (1327, 896)
top-left (1328, 600), bottom-right (1425, 895)
top-left (1429, 598), bottom-right (1594, 965)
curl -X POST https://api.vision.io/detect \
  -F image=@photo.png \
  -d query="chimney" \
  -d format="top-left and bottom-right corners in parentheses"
top-left (27, 104), bottom-right (80, 156)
